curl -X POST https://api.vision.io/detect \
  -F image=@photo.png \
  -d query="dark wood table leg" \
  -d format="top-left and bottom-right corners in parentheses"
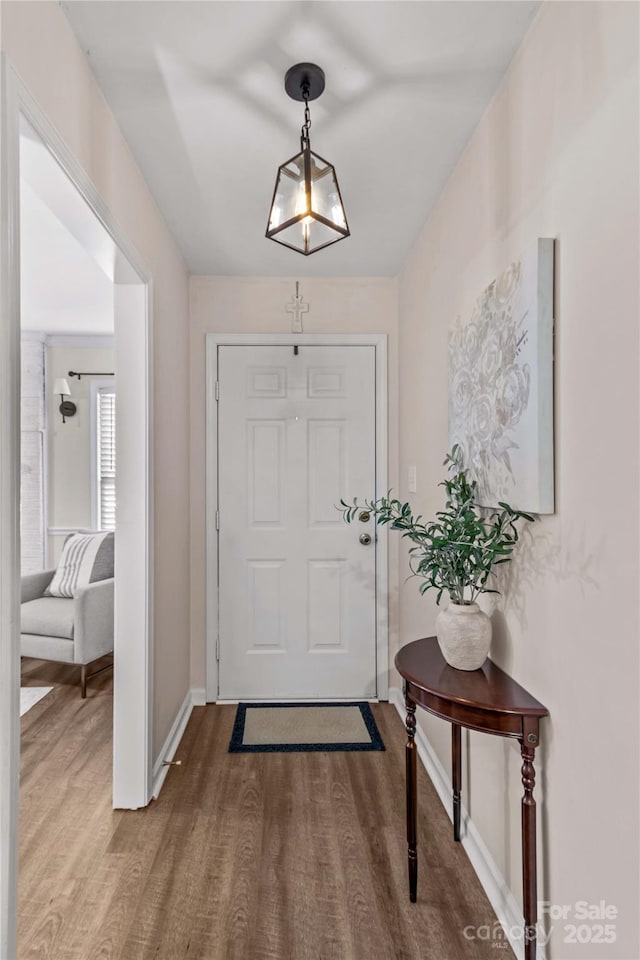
top-left (452, 723), bottom-right (461, 842)
top-left (521, 739), bottom-right (538, 960)
top-left (405, 691), bottom-right (418, 902)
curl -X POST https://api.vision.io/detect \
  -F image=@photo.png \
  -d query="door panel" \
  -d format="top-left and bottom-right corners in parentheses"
top-left (308, 420), bottom-right (346, 525)
top-left (247, 420), bottom-right (285, 524)
top-left (217, 344), bottom-right (376, 699)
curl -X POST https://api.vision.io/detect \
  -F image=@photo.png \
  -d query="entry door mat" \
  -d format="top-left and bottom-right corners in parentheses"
top-left (229, 702), bottom-right (385, 754)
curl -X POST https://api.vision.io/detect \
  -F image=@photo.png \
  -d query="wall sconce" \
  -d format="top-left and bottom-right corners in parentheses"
top-left (266, 62), bottom-right (349, 256)
top-left (53, 378), bottom-right (76, 424)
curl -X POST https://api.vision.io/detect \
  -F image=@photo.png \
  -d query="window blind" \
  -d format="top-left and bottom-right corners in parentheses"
top-left (97, 390), bottom-right (116, 531)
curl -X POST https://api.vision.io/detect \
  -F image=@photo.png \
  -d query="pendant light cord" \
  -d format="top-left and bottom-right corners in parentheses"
top-left (300, 83), bottom-right (312, 150)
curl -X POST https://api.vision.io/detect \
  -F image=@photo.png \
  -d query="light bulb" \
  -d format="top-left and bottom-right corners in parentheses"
top-left (295, 182), bottom-right (312, 218)
top-left (295, 181), bottom-right (313, 244)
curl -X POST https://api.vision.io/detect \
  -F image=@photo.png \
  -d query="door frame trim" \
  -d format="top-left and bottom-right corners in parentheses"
top-left (205, 333), bottom-right (389, 703)
top-left (0, 57), bottom-right (154, 844)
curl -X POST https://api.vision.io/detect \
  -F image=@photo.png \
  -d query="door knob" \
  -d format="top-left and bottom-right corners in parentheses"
top-left (359, 533), bottom-right (372, 546)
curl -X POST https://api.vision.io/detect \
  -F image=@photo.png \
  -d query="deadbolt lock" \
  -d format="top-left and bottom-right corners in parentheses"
top-left (359, 511), bottom-right (371, 523)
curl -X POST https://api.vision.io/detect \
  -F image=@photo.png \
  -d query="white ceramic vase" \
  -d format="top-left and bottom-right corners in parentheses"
top-left (436, 602), bottom-right (491, 671)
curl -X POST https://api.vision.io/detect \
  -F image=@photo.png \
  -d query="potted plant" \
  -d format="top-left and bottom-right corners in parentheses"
top-left (341, 447), bottom-right (534, 670)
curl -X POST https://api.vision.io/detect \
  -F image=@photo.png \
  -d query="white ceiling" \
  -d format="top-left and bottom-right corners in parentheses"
top-left (62, 0), bottom-right (539, 278)
top-left (20, 118), bottom-right (114, 334)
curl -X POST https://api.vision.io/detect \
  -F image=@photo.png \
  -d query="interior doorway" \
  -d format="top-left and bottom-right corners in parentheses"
top-left (1, 61), bottom-right (153, 959)
top-left (16, 92), bottom-right (153, 807)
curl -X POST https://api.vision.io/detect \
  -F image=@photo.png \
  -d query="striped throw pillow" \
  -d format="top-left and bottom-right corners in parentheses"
top-left (47, 532), bottom-right (114, 599)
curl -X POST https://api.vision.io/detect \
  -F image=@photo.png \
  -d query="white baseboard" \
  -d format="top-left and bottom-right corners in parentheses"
top-left (152, 688), bottom-right (204, 798)
top-left (388, 687), bottom-right (546, 960)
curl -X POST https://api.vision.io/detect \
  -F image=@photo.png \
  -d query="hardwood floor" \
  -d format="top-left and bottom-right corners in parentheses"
top-left (19, 661), bottom-right (514, 960)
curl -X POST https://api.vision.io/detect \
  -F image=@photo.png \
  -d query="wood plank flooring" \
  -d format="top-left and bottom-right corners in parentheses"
top-left (19, 660), bottom-right (515, 960)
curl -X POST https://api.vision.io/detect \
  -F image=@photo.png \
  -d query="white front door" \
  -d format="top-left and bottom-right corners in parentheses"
top-left (217, 344), bottom-right (377, 700)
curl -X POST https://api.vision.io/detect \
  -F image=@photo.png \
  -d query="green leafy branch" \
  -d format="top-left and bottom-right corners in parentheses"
top-left (340, 446), bottom-right (534, 605)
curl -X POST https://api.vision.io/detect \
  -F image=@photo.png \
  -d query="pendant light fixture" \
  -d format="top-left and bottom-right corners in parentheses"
top-left (266, 63), bottom-right (350, 256)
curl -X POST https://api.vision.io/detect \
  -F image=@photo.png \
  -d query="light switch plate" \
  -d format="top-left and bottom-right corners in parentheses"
top-left (408, 465), bottom-right (417, 494)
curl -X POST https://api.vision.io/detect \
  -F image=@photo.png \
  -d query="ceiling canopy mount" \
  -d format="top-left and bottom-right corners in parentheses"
top-left (283, 62), bottom-right (326, 102)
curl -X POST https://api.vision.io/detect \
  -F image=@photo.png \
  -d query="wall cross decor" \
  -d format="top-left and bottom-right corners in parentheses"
top-left (285, 281), bottom-right (309, 333)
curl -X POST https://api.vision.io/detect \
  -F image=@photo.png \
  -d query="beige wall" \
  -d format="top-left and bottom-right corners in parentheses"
top-left (1, 2), bottom-right (191, 758)
top-left (4, 1), bottom-right (639, 951)
top-left (398, 2), bottom-right (639, 955)
top-left (46, 344), bottom-right (115, 563)
top-left (189, 276), bottom-right (399, 690)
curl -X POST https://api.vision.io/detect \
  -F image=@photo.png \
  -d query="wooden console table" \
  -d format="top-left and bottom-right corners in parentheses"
top-left (395, 637), bottom-right (549, 960)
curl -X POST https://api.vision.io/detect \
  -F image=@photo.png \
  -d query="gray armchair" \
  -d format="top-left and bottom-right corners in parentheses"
top-left (21, 569), bottom-right (114, 697)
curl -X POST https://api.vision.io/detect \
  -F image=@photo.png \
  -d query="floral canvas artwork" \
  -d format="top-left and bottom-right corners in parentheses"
top-left (448, 239), bottom-right (555, 514)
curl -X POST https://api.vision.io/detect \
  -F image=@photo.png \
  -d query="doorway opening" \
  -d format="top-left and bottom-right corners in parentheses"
top-left (19, 109), bottom-right (117, 735)
top-left (14, 104), bottom-right (153, 807)
top-left (1, 61), bottom-right (153, 959)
